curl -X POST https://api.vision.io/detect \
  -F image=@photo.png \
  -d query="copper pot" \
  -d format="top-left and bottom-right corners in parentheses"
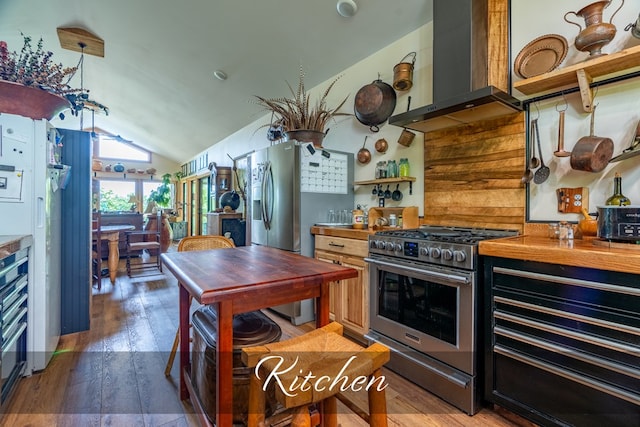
top-left (392, 52), bottom-right (416, 91)
top-left (570, 106), bottom-right (613, 172)
top-left (374, 138), bottom-right (388, 153)
top-left (357, 136), bottom-right (371, 164)
top-left (354, 79), bottom-right (397, 132)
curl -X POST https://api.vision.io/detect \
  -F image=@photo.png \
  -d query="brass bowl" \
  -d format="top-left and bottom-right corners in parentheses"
top-left (578, 218), bottom-right (598, 236)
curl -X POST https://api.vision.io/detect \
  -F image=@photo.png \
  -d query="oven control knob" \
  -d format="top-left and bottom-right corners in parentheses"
top-left (429, 247), bottom-right (441, 258)
top-left (394, 243), bottom-right (403, 252)
top-left (386, 242), bottom-right (395, 251)
top-left (442, 248), bottom-right (453, 260)
top-left (419, 247), bottom-right (429, 256)
top-left (453, 250), bottom-right (467, 262)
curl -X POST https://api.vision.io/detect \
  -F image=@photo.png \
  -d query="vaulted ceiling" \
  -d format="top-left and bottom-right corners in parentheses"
top-left (0, 0), bottom-right (432, 163)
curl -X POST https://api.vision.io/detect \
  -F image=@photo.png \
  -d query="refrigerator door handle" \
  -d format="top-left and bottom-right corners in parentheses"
top-left (262, 161), bottom-right (272, 230)
top-left (36, 196), bottom-right (44, 228)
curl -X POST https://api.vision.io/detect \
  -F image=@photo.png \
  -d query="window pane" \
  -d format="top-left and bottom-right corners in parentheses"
top-left (99, 180), bottom-right (136, 212)
top-left (98, 135), bottom-right (150, 162)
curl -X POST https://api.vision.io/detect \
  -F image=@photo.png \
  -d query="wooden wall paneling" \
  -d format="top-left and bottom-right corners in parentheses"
top-left (422, 113), bottom-right (526, 232)
top-left (487, 0), bottom-right (510, 91)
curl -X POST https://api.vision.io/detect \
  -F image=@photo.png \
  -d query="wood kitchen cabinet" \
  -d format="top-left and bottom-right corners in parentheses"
top-left (314, 235), bottom-right (369, 341)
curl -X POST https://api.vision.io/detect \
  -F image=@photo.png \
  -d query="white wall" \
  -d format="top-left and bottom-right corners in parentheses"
top-left (192, 23), bottom-right (433, 217)
top-left (512, 1), bottom-right (640, 221)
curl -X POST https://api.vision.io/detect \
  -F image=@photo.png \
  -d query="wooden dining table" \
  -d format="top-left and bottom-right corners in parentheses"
top-left (161, 245), bottom-right (358, 427)
top-left (97, 224), bottom-right (135, 283)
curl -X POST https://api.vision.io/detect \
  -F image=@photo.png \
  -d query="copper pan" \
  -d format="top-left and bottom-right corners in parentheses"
top-left (570, 105), bottom-right (613, 172)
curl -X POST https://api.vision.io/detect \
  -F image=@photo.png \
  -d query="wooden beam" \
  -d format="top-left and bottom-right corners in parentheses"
top-left (56, 27), bottom-right (104, 57)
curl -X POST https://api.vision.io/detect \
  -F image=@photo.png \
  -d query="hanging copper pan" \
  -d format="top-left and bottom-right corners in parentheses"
top-left (570, 106), bottom-right (614, 173)
top-left (354, 78), bottom-right (397, 132)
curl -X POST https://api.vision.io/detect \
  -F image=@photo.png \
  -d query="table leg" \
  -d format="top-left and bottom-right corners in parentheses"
top-left (316, 282), bottom-right (331, 427)
top-left (316, 281), bottom-right (331, 328)
top-left (216, 301), bottom-right (234, 427)
top-left (107, 238), bottom-right (119, 283)
top-left (179, 284), bottom-right (190, 400)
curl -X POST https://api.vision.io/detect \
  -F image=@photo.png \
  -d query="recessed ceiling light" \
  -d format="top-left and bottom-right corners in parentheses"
top-left (336, 0), bottom-right (357, 18)
top-left (213, 70), bottom-right (228, 81)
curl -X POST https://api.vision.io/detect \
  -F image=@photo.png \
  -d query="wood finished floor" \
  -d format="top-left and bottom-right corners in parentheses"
top-left (2, 255), bottom-right (525, 427)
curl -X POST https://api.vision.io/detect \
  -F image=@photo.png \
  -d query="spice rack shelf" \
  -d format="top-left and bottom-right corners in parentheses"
top-left (514, 44), bottom-right (640, 112)
top-left (354, 176), bottom-right (416, 195)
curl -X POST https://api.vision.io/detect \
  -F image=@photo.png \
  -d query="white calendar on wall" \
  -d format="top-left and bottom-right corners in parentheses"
top-left (299, 143), bottom-right (349, 194)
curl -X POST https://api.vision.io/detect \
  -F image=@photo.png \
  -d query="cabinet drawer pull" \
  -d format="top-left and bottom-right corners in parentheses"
top-left (493, 266), bottom-right (640, 297)
top-left (494, 295), bottom-right (640, 337)
top-left (0, 256), bottom-right (27, 283)
top-left (494, 345), bottom-right (640, 406)
top-left (495, 326), bottom-right (640, 380)
top-left (2, 322), bottom-right (26, 358)
top-left (495, 310), bottom-right (640, 356)
top-left (328, 242), bottom-right (345, 248)
top-left (3, 293), bottom-right (28, 325)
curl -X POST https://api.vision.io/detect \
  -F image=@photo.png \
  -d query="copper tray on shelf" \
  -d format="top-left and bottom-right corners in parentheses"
top-left (514, 34), bottom-right (568, 79)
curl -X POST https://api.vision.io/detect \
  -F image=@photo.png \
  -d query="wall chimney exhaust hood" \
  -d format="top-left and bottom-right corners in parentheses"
top-left (389, 0), bottom-right (522, 133)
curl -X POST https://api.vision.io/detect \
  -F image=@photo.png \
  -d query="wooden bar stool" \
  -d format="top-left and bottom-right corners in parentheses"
top-left (242, 322), bottom-right (390, 427)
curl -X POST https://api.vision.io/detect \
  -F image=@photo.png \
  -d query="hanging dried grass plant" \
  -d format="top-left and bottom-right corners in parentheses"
top-left (254, 66), bottom-right (351, 134)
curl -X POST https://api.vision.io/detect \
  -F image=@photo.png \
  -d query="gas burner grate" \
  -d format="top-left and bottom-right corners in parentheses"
top-left (376, 226), bottom-right (518, 243)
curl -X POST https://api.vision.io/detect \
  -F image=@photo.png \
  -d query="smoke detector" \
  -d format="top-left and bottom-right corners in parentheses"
top-left (336, 0), bottom-right (357, 18)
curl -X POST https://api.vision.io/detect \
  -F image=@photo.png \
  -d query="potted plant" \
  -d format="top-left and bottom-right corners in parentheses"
top-left (0, 33), bottom-right (107, 119)
top-left (148, 173), bottom-right (172, 209)
top-left (145, 173), bottom-right (174, 252)
top-left (0, 34), bottom-right (81, 119)
top-left (253, 66), bottom-right (350, 147)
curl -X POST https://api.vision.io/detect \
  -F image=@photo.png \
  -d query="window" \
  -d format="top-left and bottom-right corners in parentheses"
top-left (97, 134), bottom-right (151, 162)
top-left (99, 180), bottom-right (136, 212)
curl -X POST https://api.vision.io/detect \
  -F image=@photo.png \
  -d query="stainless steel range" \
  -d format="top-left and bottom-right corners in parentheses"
top-left (365, 226), bottom-right (517, 415)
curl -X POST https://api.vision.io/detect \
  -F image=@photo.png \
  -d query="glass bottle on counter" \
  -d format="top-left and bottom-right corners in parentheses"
top-left (605, 172), bottom-right (631, 206)
top-left (399, 158), bottom-right (410, 177)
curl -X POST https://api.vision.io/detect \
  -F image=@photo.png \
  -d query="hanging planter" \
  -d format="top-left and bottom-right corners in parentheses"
top-left (0, 34), bottom-right (80, 119)
top-left (253, 65), bottom-right (351, 147)
top-left (0, 80), bottom-right (70, 120)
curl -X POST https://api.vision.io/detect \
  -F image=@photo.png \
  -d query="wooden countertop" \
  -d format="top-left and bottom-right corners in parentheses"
top-left (0, 235), bottom-right (33, 259)
top-left (310, 226), bottom-right (375, 241)
top-left (479, 235), bottom-right (640, 275)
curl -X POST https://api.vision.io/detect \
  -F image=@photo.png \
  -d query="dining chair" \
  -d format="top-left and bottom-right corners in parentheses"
top-left (91, 211), bottom-right (103, 289)
top-left (125, 210), bottom-right (163, 277)
top-left (164, 234), bottom-right (235, 376)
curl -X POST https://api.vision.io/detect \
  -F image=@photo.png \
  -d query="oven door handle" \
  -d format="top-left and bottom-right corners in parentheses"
top-left (364, 257), bottom-right (470, 285)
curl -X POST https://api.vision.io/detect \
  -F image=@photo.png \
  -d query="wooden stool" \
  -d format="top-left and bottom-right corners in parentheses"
top-left (242, 322), bottom-right (390, 427)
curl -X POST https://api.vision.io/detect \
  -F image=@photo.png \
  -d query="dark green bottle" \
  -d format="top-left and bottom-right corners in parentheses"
top-left (605, 173), bottom-right (631, 206)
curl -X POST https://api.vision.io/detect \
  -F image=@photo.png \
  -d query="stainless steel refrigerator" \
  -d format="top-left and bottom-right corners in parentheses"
top-left (248, 140), bottom-right (354, 325)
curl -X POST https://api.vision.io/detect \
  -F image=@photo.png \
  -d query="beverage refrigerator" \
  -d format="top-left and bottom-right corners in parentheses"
top-left (0, 113), bottom-right (65, 373)
top-left (248, 140), bottom-right (354, 325)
